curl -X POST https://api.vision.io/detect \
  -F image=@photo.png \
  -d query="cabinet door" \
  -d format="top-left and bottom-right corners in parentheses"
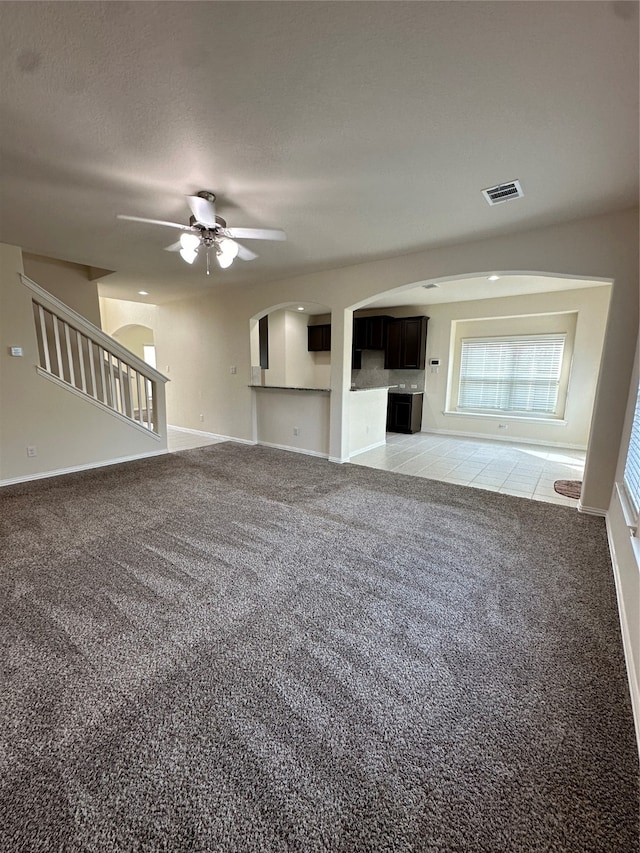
top-left (308, 325), bottom-right (330, 351)
top-left (367, 316), bottom-right (387, 349)
top-left (353, 318), bottom-right (368, 350)
top-left (384, 319), bottom-right (403, 368)
top-left (402, 317), bottom-right (426, 368)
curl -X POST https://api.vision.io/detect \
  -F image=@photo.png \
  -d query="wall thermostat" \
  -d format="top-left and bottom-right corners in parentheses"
top-left (9, 346), bottom-right (23, 357)
top-left (429, 358), bottom-right (440, 374)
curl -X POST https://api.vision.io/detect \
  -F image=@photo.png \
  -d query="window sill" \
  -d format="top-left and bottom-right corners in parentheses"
top-left (443, 410), bottom-right (567, 426)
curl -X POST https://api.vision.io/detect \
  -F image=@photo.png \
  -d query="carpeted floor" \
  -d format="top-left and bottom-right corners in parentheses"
top-left (0, 443), bottom-right (638, 852)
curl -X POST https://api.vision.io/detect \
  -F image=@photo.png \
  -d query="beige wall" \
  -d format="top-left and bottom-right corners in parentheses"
top-left (100, 297), bottom-right (158, 340)
top-left (418, 286), bottom-right (610, 448)
top-left (0, 244), bottom-right (166, 483)
top-left (254, 388), bottom-right (330, 456)
top-left (23, 253), bottom-right (101, 326)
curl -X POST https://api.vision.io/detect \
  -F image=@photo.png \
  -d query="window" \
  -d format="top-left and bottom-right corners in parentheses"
top-left (457, 334), bottom-right (566, 417)
top-left (623, 383), bottom-right (640, 515)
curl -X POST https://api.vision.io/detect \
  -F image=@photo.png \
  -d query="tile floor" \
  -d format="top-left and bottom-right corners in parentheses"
top-left (167, 426), bottom-right (225, 453)
top-left (167, 426), bottom-right (585, 508)
top-left (352, 431), bottom-right (585, 507)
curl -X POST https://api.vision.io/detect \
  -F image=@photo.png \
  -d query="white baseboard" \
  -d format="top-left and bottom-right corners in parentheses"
top-left (0, 449), bottom-right (169, 488)
top-left (328, 456), bottom-right (349, 464)
top-left (605, 514), bottom-right (640, 757)
top-left (420, 428), bottom-right (586, 451)
top-left (577, 501), bottom-right (607, 517)
top-left (257, 440), bottom-right (328, 459)
top-left (168, 425), bottom-right (256, 445)
top-left (349, 439), bottom-right (386, 458)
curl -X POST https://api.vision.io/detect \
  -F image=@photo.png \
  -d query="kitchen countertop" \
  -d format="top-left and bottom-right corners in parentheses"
top-left (249, 385), bottom-right (331, 392)
top-left (350, 385), bottom-right (392, 392)
top-left (388, 389), bottom-right (424, 395)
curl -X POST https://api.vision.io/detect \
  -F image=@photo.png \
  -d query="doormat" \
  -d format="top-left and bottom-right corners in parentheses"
top-left (554, 480), bottom-right (582, 499)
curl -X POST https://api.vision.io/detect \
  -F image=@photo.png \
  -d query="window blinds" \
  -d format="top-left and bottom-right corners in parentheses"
top-left (623, 383), bottom-right (640, 514)
top-left (458, 335), bottom-right (566, 415)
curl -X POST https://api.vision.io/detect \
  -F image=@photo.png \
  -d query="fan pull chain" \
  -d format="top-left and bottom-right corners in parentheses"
top-left (206, 249), bottom-right (211, 276)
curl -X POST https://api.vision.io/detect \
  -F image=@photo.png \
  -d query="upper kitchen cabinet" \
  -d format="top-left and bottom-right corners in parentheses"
top-left (308, 323), bottom-right (331, 352)
top-left (384, 316), bottom-right (429, 369)
top-left (353, 315), bottom-right (391, 350)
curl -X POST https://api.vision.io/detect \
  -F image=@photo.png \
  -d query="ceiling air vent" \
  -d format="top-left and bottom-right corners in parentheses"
top-left (482, 180), bottom-right (524, 206)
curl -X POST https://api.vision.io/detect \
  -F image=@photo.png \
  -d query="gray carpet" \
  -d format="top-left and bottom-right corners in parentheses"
top-left (0, 443), bottom-right (638, 852)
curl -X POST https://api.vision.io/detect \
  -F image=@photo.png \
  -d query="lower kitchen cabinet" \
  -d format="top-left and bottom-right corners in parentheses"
top-left (387, 393), bottom-right (423, 434)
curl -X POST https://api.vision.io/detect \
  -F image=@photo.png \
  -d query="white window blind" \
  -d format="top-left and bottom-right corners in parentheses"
top-left (458, 334), bottom-right (566, 416)
top-left (623, 383), bottom-right (640, 514)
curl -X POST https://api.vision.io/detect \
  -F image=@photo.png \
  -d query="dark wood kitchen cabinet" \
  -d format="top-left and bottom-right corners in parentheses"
top-left (308, 324), bottom-right (331, 352)
top-left (387, 393), bottom-right (423, 434)
top-left (384, 316), bottom-right (429, 369)
top-left (353, 315), bottom-right (391, 350)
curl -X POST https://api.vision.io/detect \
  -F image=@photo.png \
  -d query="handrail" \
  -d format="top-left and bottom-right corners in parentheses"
top-left (20, 274), bottom-right (168, 385)
top-left (22, 273), bottom-right (168, 436)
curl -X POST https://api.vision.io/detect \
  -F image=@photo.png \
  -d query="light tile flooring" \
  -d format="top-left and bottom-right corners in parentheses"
top-left (352, 432), bottom-right (585, 507)
top-left (167, 426), bottom-right (585, 508)
top-left (167, 427), bottom-right (225, 453)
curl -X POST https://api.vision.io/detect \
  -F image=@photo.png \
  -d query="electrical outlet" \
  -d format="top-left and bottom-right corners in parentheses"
top-left (199, 414), bottom-right (204, 422)
top-left (410, 384), bottom-right (418, 389)
top-left (26, 446), bottom-right (37, 457)
top-left (399, 383), bottom-right (406, 389)
top-left (293, 426), bottom-right (300, 436)
top-left (230, 365), bottom-right (237, 374)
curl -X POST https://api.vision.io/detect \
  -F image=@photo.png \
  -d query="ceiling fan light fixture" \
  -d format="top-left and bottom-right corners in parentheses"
top-left (180, 232), bottom-right (200, 251)
top-left (216, 238), bottom-right (239, 269)
top-left (216, 251), bottom-right (234, 269)
top-left (179, 246), bottom-right (198, 264)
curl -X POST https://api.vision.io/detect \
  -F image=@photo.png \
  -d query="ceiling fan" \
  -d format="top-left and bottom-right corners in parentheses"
top-left (117, 191), bottom-right (286, 274)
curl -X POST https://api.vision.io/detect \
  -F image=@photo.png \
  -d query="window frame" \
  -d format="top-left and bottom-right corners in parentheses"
top-left (453, 332), bottom-right (569, 420)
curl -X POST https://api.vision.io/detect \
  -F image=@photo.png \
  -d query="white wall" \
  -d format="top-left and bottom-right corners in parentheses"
top-left (254, 388), bottom-right (330, 457)
top-left (349, 388), bottom-right (388, 456)
top-left (0, 244), bottom-right (167, 484)
top-left (418, 286), bottom-right (610, 447)
top-left (23, 252), bottom-right (101, 326)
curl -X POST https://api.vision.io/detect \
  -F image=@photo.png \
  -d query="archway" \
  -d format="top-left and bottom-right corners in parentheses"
top-left (339, 270), bottom-right (612, 502)
top-left (111, 323), bottom-right (156, 367)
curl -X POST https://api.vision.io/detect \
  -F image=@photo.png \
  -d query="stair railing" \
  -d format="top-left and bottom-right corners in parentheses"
top-left (21, 274), bottom-right (168, 437)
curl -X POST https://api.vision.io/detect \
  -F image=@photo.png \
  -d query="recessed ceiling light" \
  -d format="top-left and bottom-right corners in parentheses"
top-left (138, 290), bottom-right (149, 295)
top-left (297, 306), bottom-right (305, 311)
top-left (487, 275), bottom-right (500, 282)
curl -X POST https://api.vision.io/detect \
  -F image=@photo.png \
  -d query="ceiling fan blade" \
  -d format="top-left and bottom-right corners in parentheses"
top-left (163, 241), bottom-right (182, 252)
top-left (187, 194), bottom-right (217, 227)
top-left (235, 242), bottom-right (258, 261)
top-left (117, 214), bottom-right (191, 231)
top-left (225, 227), bottom-right (286, 241)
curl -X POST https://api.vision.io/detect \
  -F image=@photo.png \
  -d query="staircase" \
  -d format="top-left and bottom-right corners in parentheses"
top-left (21, 274), bottom-right (168, 437)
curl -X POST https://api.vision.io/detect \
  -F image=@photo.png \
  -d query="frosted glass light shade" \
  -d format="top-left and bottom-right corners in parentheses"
top-left (180, 232), bottom-right (200, 251)
top-left (216, 238), bottom-right (238, 268)
top-left (179, 247), bottom-right (198, 264)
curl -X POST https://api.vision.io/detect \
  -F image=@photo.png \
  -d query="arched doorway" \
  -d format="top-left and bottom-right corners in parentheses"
top-left (342, 271), bottom-right (612, 505)
top-left (111, 323), bottom-right (156, 368)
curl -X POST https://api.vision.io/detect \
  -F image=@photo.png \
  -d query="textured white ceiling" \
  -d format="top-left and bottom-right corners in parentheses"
top-left (0, 1), bottom-right (638, 303)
